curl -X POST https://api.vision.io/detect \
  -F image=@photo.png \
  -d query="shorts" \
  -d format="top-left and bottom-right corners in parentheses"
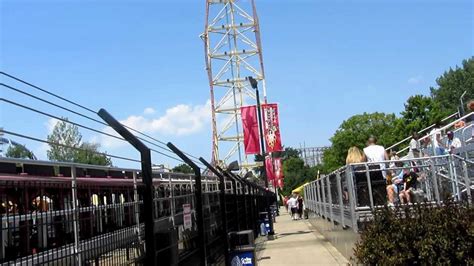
top-left (393, 184), bottom-right (404, 194)
top-left (291, 207), bottom-right (297, 215)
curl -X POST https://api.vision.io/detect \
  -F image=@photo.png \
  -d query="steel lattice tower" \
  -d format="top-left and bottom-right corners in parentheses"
top-left (203, 0), bottom-right (267, 168)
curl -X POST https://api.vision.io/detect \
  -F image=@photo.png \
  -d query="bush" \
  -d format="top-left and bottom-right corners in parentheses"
top-left (354, 201), bottom-right (474, 264)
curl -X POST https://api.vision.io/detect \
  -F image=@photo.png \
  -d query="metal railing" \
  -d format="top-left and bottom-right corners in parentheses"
top-left (392, 112), bottom-right (473, 156)
top-left (0, 158), bottom-right (275, 265)
top-left (304, 155), bottom-right (473, 232)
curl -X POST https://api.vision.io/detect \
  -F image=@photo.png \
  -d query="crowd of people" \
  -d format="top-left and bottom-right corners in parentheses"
top-left (345, 120), bottom-right (468, 206)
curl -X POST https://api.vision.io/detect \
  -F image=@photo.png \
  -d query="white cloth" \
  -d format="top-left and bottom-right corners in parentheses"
top-left (448, 137), bottom-right (462, 153)
top-left (363, 145), bottom-right (386, 162)
top-left (408, 138), bottom-right (420, 158)
top-left (364, 144), bottom-right (387, 177)
top-left (430, 128), bottom-right (441, 148)
top-left (287, 197), bottom-right (298, 209)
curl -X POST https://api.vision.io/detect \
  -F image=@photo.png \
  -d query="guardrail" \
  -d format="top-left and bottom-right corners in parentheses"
top-left (304, 155), bottom-right (473, 232)
top-left (0, 158), bottom-right (275, 265)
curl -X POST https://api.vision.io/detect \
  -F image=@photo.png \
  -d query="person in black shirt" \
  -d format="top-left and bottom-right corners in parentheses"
top-left (297, 195), bottom-right (304, 220)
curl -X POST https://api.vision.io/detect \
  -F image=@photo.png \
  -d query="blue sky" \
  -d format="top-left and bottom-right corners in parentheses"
top-left (1, 0), bottom-right (472, 168)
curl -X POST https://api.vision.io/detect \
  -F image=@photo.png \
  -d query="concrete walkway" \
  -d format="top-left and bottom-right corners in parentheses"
top-left (257, 208), bottom-right (348, 265)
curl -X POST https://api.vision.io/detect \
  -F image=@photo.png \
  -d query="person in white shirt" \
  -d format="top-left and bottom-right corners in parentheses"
top-left (363, 136), bottom-right (389, 162)
top-left (430, 123), bottom-right (445, 155)
top-left (445, 131), bottom-right (462, 154)
top-left (287, 195), bottom-right (298, 220)
top-left (363, 136), bottom-right (389, 177)
top-left (407, 132), bottom-right (421, 159)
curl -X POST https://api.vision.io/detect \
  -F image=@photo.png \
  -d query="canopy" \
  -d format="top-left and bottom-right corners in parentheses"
top-left (292, 182), bottom-right (309, 194)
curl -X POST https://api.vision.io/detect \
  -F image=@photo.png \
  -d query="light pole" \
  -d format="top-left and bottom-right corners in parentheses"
top-left (248, 76), bottom-right (275, 239)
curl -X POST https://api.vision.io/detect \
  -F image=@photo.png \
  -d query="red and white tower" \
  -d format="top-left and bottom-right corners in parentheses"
top-left (202, 0), bottom-right (267, 168)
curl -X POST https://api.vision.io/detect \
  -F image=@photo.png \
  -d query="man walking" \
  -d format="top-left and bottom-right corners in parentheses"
top-left (287, 195), bottom-right (298, 220)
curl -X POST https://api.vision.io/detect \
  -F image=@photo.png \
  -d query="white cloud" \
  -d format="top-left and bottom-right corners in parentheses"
top-left (144, 107), bottom-right (156, 115)
top-left (99, 100), bottom-right (212, 149)
top-left (46, 118), bottom-right (60, 133)
top-left (408, 75), bottom-right (423, 84)
top-left (33, 118), bottom-right (60, 160)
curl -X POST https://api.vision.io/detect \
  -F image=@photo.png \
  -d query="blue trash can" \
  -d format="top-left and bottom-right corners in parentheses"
top-left (230, 247), bottom-right (256, 266)
top-left (228, 230), bottom-right (256, 266)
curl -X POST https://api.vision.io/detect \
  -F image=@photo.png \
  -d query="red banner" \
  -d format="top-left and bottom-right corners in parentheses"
top-left (274, 157), bottom-right (283, 180)
top-left (262, 104), bottom-right (283, 152)
top-left (277, 178), bottom-right (284, 189)
top-left (241, 106), bottom-right (261, 154)
top-left (265, 156), bottom-right (275, 181)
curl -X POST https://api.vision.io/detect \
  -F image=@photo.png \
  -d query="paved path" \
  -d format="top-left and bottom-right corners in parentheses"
top-left (257, 208), bottom-right (348, 265)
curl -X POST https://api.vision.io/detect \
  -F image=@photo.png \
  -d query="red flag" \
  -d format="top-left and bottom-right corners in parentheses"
top-left (241, 106), bottom-right (261, 154)
top-left (261, 104), bottom-right (283, 152)
top-left (265, 156), bottom-right (275, 181)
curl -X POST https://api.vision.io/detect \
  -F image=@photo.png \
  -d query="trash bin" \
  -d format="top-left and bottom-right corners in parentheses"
top-left (228, 230), bottom-right (256, 266)
top-left (258, 212), bottom-right (270, 236)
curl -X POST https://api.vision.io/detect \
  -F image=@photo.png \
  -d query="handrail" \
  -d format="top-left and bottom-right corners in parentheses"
top-left (386, 111), bottom-right (460, 151)
top-left (394, 112), bottom-right (474, 155)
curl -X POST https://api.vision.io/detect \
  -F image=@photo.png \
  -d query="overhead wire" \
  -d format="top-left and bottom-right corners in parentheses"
top-left (0, 97), bottom-right (191, 164)
top-left (0, 129), bottom-right (141, 163)
top-left (0, 72), bottom-right (204, 162)
top-left (1, 72), bottom-right (206, 167)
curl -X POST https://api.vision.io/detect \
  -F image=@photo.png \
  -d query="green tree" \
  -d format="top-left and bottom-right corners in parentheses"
top-left (323, 112), bottom-right (400, 172)
top-left (172, 163), bottom-right (193, 174)
top-left (47, 119), bottom-right (82, 162)
top-left (280, 157), bottom-right (321, 196)
top-left (254, 146), bottom-right (301, 176)
top-left (392, 95), bottom-right (448, 141)
top-left (47, 119), bottom-right (112, 165)
top-left (75, 142), bottom-right (112, 166)
top-left (430, 57), bottom-right (474, 114)
top-left (5, 144), bottom-right (36, 160)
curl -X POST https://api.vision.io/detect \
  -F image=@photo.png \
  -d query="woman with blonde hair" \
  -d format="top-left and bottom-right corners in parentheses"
top-left (346, 146), bottom-right (366, 164)
top-left (343, 147), bottom-right (366, 203)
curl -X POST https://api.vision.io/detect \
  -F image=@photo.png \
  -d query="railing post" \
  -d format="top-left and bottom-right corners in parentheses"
top-left (167, 143), bottom-right (206, 266)
top-left (98, 109), bottom-right (156, 265)
top-left (449, 155), bottom-right (461, 200)
top-left (326, 176), bottom-right (334, 224)
top-left (316, 179), bottom-right (322, 215)
top-left (364, 164), bottom-right (375, 209)
top-left (70, 166), bottom-right (82, 266)
top-left (462, 161), bottom-right (472, 203)
top-left (321, 177), bottom-right (327, 218)
top-left (132, 171), bottom-right (142, 242)
top-left (346, 167), bottom-right (358, 232)
top-left (430, 158), bottom-right (441, 203)
top-left (199, 158), bottom-right (230, 266)
top-left (336, 172), bottom-right (345, 228)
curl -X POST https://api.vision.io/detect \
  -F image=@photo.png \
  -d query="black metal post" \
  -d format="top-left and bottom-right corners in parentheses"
top-left (248, 76), bottom-right (275, 238)
top-left (217, 166), bottom-right (240, 231)
top-left (167, 142), bottom-right (206, 266)
top-left (199, 158), bottom-right (230, 266)
top-left (97, 109), bottom-right (156, 265)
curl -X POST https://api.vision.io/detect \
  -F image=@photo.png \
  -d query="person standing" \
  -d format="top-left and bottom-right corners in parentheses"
top-left (429, 122), bottom-right (444, 155)
top-left (445, 131), bottom-right (462, 154)
top-left (363, 136), bottom-right (389, 177)
top-left (408, 132), bottom-right (421, 159)
top-left (297, 195), bottom-right (304, 220)
top-left (287, 195), bottom-right (298, 220)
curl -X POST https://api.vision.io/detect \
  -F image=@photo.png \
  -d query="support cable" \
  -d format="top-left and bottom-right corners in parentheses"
top-left (1, 97), bottom-right (194, 164)
top-left (0, 77), bottom-right (205, 164)
top-left (0, 129), bottom-right (141, 163)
